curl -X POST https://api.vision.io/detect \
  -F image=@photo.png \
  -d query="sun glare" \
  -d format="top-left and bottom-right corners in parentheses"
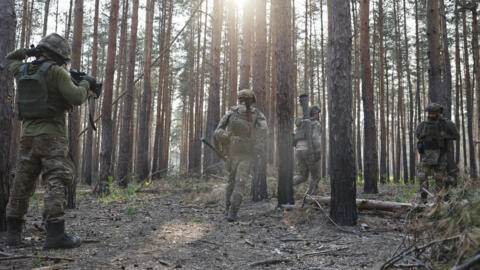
top-left (234, 0), bottom-right (247, 8)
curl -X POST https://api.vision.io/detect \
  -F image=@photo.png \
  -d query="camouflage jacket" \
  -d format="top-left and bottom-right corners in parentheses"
top-left (295, 118), bottom-right (321, 152)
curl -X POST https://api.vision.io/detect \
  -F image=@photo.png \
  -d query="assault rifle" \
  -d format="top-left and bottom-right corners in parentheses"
top-left (70, 69), bottom-right (102, 131)
top-left (200, 137), bottom-right (227, 161)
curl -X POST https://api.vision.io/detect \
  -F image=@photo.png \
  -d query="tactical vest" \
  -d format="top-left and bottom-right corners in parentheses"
top-left (17, 61), bottom-right (70, 120)
top-left (420, 120), bottom-right (446, 150)
top-left (227, 106), bottom-right (256, 154)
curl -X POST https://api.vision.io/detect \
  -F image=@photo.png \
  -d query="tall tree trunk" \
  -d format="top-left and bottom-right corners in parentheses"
top-left (0, 0), bottom-right (15, 231)
top-left (462, 0), bottom-right (477, 178)
top-left (252, 0), bottom-right (268, 201)
top-left (136, 0), bottom-right (155, 182)
top-left (328, 0), bottom-right (357, 225)
top-left (304, 0), bottom-right (309, 98)
top-left (320, 0), bottom-right (327, 177)
top-left (20, 0), bottom-right (28, 47)
top-left (274, 0), bottom-right (294, 206)
top-left (470, 1), bottom-right (480, 178)
top-left (403, 0), bottom-right (415, 182)
top-left (117, 0), bottom-right (139, 186)
top-left (454, 0), bottom-right (461, 165)
top-left (84, 0), bottom-right (100, 186)
top-left (239, 0), bottom-right (253, 90)
top-left (42, 0), bottom-right (51, 36)
top-left (67, 0), bottom-right (83, 209)
top-left (227, 0), bottom-right (238, 108)
top-left (97, 0), bottom-right (120, 195)
top-left (378, 0), bottom-right (387, 184)
top-left (204, 0), bottom-right (223, 175)
top-left (65, 0), bottom-right (73, 40)
top-left (427, 0), bottom-right (442, 103)
top-left (360, 0), bottom-right (378, 194)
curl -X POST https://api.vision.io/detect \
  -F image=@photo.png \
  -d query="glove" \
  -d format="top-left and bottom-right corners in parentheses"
top-left (25, 47), bottom-right (39, 57)
top-left (81, 75), bottom-right (97, 89)
top-left (215, 129), bottom-right (230, 144)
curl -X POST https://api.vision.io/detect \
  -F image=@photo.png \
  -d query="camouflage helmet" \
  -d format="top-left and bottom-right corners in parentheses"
top-left (309, 105), bottom-right (321, 116)
top-left (238, 89), bottom-right (256, 103)
top-left (425, 103), bottom-right (443, 113)
top-left (38, 33), bottom-right (71, 61)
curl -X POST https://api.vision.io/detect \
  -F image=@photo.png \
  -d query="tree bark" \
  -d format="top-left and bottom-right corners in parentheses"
top-left (0, 0), bottom-right (15, 231)
top-left (239, 0), bottom-right (253, 90)
top-left (427, 0), bottom-right (442, 103)
top-left (378, 0), bottom-right (387, 184)
top-left (360, 0), bottom-right (378, 194)
top-left (273, 0), bottom-right (294, 206)
top-left (327, 0), bottom-right (357, 225)
top-left (136, 0), bottom-right (155, 182)
top-left (67, 0), bottom-right (83, 209)
top-left (97, 0), bottom-right (120, 195)
top-left (84, 0), bottom-right (100, 186)
top-left (42, 0), bottom-right (51, 36)
top-left (204, 0), bottom-right (223, 175)
top-left (227, 0), bottom-right (237, 108)
top-left (470, 0), bottom-right (480, 178)
top-left (251, 0), bottom-right (268, 201)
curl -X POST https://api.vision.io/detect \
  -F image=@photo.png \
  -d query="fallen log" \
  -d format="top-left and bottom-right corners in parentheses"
top-left (305, 196), bottom-right (426, 213)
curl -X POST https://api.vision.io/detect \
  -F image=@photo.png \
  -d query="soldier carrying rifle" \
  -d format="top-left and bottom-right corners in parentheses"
top-left (293, 94), bottom-right (322, 195)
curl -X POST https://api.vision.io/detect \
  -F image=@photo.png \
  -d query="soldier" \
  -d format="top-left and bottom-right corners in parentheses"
top-left (5, 33), bottom-right (98, 249)
top-left (293, 105), bottom-right (322, 195)
top-left (415, 103), bottom-right (459, 203)
top-left (214, 89), bottom-right (268, 222)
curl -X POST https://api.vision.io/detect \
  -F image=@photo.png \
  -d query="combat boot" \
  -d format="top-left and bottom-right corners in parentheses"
top-left (6, 218), bottom-right (23, 246)
top-left (43, 221), bottom-right (81, 250)
top-left (226, 204), bottom-right (240, 222)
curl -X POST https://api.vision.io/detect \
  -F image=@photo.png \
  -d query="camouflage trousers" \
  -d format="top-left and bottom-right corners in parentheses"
top-left (7, 134), bottom-right (74, 223)
top-left (293, 150), bottom-right (321, 195)
top-left (225, 154), bottom-right (253, 215)
top-left (417, 153), bottom-right (448, 201)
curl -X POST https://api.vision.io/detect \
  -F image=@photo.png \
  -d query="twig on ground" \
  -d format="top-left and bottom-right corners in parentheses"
top-left (209, 174), bottom-right (227, 181)
top-left (298, 247), bottom-right (349, 259)
top-left (279, 238), bottom-right (308, 242)
top-left (249, 258), bottom-right (291, 267)
top-left (391, 204), bottom-right (419, 258)
top-left (0, 251), bottom-right (14, 257)
top-left (198, 239), bottom-right (223, 247)
top-left (304, 194), bottom-right (358, 235)
top-left (31, 262), bottom-right (70, 270)
top-left (0, 255), bottom-right (74, 262)
top-left (83, 239), bottom-right (101, 243)
top-left (451, 254), bottom-right (480, 270)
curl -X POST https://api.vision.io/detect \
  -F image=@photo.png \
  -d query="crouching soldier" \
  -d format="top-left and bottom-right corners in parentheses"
top-left (214, 89), bottom-right (268, 222)
top-left (415, 103), bottom-right (459, 203)
top-left (6, 33), bottom-right (99, 249)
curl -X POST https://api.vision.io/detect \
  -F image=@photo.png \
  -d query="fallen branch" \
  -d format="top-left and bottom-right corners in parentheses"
top-left (32, 262), bottom-right (70, 270)
top-left (451, 254), bottom-right (480, 270)
top-left (306, 196), bottom-right (426, 213)
top-left (279, 238), bottom-right (308, 242)
top-left (249, 258), bottom-right (291, 267)
top-left (0, 255), bottom-right (74, 262)
top-left (298, 247), bottom-right (349, 259)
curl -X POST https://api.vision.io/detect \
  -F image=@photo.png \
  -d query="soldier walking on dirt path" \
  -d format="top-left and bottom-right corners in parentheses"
top-left (293, 103), bottom-right (322, 195)
top-left (5, 33), bottom-right (100, 250)
top-left (214, 89), bottom-right (268, 222)
top-left (415, 103), bottom-right (459, 203)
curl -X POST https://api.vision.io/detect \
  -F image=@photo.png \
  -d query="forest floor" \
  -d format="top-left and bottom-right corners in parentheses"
top-left (0, 175), bottom-right (420, 270)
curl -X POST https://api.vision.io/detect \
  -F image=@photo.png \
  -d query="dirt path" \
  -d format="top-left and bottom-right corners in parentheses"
top-left (1, 179), bottom-right (405, 269)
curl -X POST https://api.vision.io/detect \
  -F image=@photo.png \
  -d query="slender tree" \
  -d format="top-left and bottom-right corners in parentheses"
top-left (227, 0), bottom-right (238, 108)
top-left (0, 0), bottom-right (15, 231)
top-left (97, 0), bottom-right (120, 195)
top-left (378, 0), bottom-right (387, 184)
top-left (274, 0), bottom-right (294, 206)
top-left (204, 0), bottom-right (224, 174)
top-left (239, 0), bottom-right (253, 90)
top-left (360, 0), bottom-right (378, 193)
top-left (136, 0), bottom-right (155, 182)
top-left (42, 0), bottom-right (51, 36)
top-left (328, 0), bottom-right (357, 225)
top-left (67, 0), bottom-right (84, 208)
top-left (251, 0), bottom-right (268, 201)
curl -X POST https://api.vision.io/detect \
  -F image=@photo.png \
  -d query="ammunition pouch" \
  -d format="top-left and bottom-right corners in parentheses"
top-left (422, 139), bottom-right (442, 150)
top-left (230, 118), bottom-right (252, 138)
top-left (417, 141), bottom-right (425, 154)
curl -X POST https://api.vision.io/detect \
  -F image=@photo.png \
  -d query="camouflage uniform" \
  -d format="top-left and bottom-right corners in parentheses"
top-left (415, 103), bottom-right (459, 202)
top-left (293, 107), bottom-right (322, 195)
top-left (215, 89), bottom-right (268, 221)
top-left (5, 33), bottom-right (91, 248)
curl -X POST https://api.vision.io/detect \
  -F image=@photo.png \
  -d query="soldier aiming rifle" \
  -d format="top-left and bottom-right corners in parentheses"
top-left (5, 33), bottom-right (101, 249)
